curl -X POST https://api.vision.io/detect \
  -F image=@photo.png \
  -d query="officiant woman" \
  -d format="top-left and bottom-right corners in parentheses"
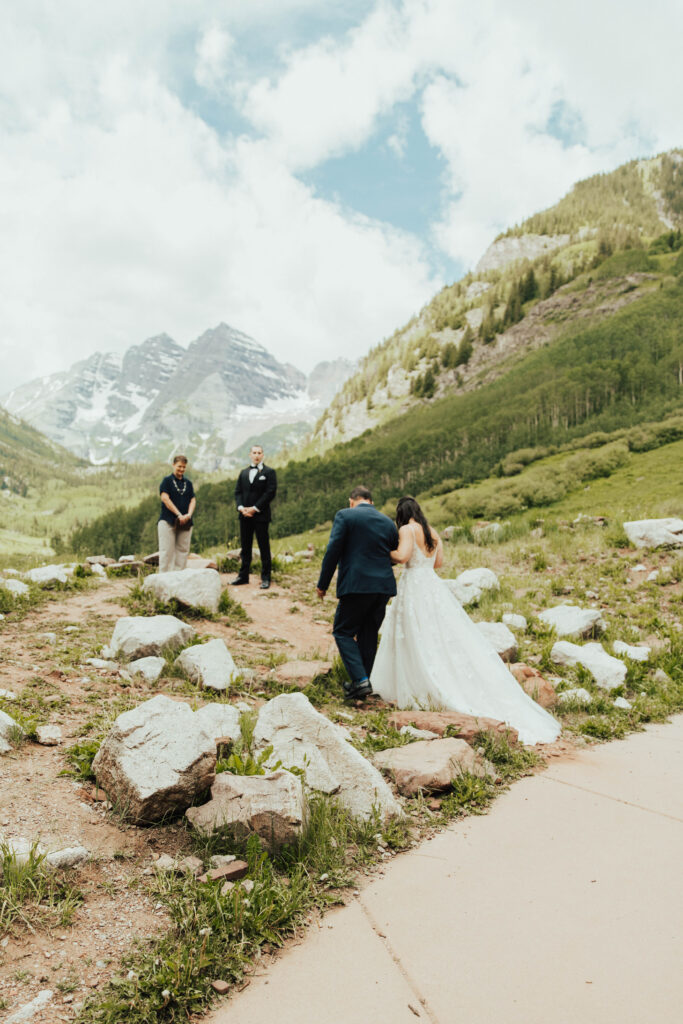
top-left (158, 454), bottom-right (196, 573)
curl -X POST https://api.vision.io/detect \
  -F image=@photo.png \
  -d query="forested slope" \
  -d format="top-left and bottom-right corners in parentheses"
top-left (70, 272), bottom-right (683, 556)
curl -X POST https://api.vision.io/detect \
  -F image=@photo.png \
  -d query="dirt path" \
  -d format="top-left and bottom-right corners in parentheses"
top-left (0, 566), bottom-right (338, 1020)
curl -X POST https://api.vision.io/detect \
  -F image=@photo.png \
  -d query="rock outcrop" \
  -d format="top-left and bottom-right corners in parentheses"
top-left (142, 569), bottom-right (222, 615)
top-left (623, 518), bottom-right (683, 549)
top-left (91, 695), bottom-right (216, 823)
top-left (253, 692), bottom-right (402, 820)
top-left (186, 769), bottom-right (306, 852)
top-left (475, 621), bottom-right (518, 661)
top-left (373, 738), bottom-right (493, 796)
top-left (110, 615), bottom-right (196, 661)
top-left (443, 568), bottom-right (499, 606)
top-left (550, 641), bottom-right (627, 691)
top-left (176, 638), bottom-right (238, 691)
top-left (539, 605), bottom-right (604, 638)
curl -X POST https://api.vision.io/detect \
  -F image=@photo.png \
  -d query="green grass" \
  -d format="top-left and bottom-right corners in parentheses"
top-left (0, 841), bottom-right (84, 934)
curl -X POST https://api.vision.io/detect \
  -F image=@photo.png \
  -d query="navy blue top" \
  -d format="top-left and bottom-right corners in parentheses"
top-left (159, 473), bottom-right (195, 525)
top-left (317, 503), bottom-right (399, 597)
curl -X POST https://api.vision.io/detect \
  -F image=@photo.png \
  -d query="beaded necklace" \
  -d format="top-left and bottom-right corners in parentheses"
top-left (171, 475), bottom-right (187, 497)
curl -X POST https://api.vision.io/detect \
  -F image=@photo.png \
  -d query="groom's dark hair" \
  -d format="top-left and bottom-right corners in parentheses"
top-left (349, 485), bottom-right (372, 502)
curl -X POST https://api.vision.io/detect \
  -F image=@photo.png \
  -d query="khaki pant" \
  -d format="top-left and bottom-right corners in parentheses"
top-left (158, 520), bottom-right (192, 573)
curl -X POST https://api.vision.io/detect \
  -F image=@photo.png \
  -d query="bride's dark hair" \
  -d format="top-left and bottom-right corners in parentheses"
top-left (395, 496), bottom-right (436, 552)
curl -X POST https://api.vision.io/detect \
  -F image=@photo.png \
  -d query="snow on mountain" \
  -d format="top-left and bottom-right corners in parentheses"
top-left (2, 324), bottom-right (353, 468)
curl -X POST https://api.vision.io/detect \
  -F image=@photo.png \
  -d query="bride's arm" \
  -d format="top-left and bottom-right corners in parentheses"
top-left (390, 524), bottom-right (414, 564)
top-left (432, 529), bottom-right (444, 569)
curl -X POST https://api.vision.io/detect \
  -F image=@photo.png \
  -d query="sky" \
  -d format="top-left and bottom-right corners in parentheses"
top-left (1, 0), bottom-right (682, 392)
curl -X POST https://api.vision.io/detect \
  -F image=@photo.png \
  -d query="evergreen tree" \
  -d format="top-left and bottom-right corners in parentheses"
top-left (456, 327), bottom-right (474, 365)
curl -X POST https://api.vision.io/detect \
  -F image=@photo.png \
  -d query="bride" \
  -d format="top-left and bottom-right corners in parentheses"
top-left (370, 497), bottom-right (561, 745)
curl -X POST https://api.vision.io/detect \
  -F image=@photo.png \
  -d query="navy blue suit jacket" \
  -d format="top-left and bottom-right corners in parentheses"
top-left (317, 503), bottom-right (399, 597)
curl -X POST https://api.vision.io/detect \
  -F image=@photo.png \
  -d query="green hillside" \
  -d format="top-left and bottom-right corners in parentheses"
top-left (66, 148), bottom-right (683, 559)
top-left (69, 270), bottom-right (683, 557)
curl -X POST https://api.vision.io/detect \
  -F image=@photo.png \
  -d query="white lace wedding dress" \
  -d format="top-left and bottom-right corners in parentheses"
top-left (370, 525), bottom-right (561, 745)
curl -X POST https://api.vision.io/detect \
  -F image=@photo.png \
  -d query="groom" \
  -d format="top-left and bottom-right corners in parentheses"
top-left (232, 444), bottom-right (277, 589)
top-left (316, 485), bottom-right (398, 701)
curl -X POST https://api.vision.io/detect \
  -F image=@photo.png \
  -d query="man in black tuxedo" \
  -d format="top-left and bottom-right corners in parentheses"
top-left (316, 485), bottom-right (398, 701)
top-left (232, 444), bottom-right (277, 589)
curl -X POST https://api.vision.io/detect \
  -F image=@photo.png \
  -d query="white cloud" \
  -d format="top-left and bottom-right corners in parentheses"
top-left (195, 26), bottom-right (235, 91)
top-left (1, 0), bottom-right (682, 395)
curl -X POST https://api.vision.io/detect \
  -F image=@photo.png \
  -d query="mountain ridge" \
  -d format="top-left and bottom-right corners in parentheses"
top-left (3, 324), bottom-right (353, 469)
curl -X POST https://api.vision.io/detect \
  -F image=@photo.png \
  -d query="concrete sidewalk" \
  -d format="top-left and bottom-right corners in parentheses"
top-left (208, 717), bottom-right (683, 1024)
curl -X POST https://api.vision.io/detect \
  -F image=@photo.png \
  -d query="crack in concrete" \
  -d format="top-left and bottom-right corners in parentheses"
top-left (359, 895), bottom-right (442, 1024)
top-left (539, 774), bottom-right (683, 824)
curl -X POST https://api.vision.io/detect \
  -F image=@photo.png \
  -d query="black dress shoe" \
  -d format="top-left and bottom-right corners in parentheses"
top-left (343, 679), bottom-right (373, 702)
top-left (260, 579), bottom-right (271, 590)
top-left (231, 578), bottom-right (249, 585)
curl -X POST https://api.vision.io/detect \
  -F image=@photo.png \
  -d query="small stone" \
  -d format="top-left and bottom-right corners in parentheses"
top-left (613, 697), bottom-right (632, 710)
top-left (35, 724), bottom-right (63, 746)
top-left (613, 641), bottom-right (650, 663)
top-left (557, 687), bottom-right (593, 706)
top-left (39, 632), bottom-right (57, 644)
top-left (502, 612), bottom-right (527, 631)
top-left (46, 845), bottom-right (90, 868)
top-left (646, 570), bottom-right (659, 582)
top-left (210, 854), bottom-right (237, 868)
top-left (153, 854), bottom-right (178, 872)
top-left (198, 860), bottom-right (248, 883)
top-left (241, 879), bottom-right (254, 893)
top-left (400, 725), bottom-right (440, 740)
top-left (211, 980), bottom-right (231, 995)
top-left (220, 881), bottom-right (235, 895)
top-left (177, 856), bottom-right (204, 876)
top-left (653, 668), bottom-right (671, 684)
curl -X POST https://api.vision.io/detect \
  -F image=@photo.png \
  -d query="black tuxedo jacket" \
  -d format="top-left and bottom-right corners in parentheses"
top-left (317, 503), bottom-right (398, 597)
top-left (234, 465), bottom-right (277, 523)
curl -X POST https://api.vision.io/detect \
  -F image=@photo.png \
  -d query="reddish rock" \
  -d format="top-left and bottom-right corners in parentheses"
top-left (198, 860), bottom-right (248, 884)
top-left (211, 980), bottom-right (231, 994)
top-left (387, 710), bottom-right (518, 745)
top-left (510, 664), bottom-right (558, 709)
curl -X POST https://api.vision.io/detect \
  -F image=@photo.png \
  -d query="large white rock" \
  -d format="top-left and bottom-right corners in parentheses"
top-left (550, 641), bottom-right (627, 691)
top-left (194, 702), bottom-right (242, 744)
top-left (613, 640), bottom-right (651, 663)
top-left (0, 708), bottom-right (23, 754)
top-left (110, 615), bottom-right (196, 662)
top-left (373, 738), bottom-right (493, 796)
top-left (475, 621), bottom-right (518, 662)
top-left (623, 518), bottom-right (683, 549)
top-left (443, 567), bottom-right (500, 606)
top-left (91, 695), bottom-right (216, 823)
top-left (23, 564), bottom-right (68, 586)
top-left (129, 656), bottom-right (166, 683)
top-left (186, 769), bottom-right (306, 852)
top-left (538, 605), bottom-right (604, 638)
top-left (253, 692), bottom-right (402, 820)
top-left (176, 638), bottom-right (238, 691)
top-left (142, 569), bottom-right (222, 614)
top-left (46, 845), bottom-right (90, 868)
top-left (0, 578), bottom-right (29, 598)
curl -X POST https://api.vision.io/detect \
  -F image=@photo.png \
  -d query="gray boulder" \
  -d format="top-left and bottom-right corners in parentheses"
top-left (557, 687), bottom-right (593, 706)
top-left (176, 638), bottom-right (238, 691)
top-left (23, 564), bottom-right (68, 586)
top-left (502, 612), bottom-right (527, 631)
top-left (538, 605), bottom-right (604, 638)
top-left (194, 703), bottom-right (242, 744)
top-left (550, 641), bottom-right (627, 691)
top-left (253, 692), bottom-right (402, 820)
top-left (186, 769), bottom-right (306, 852)
top-left (623, 518), bottom-right (683, 549)
top-left (613, 640), bottom-right (650, 662)
top-left (0, 709), bottom-right (22, 754)
top-left (475, 621), bottom-right (518, 661)
top-left (443, 567), bottom-right (499, 606)
top-left (91, 695), bottom-right (216, 823)
top-left (373, 738), bottom-right (493, 796)
top-left (110, 615), bottom-right (196, 661)
top-left (35, 725), bottom-right (62, 746)
top-left (129, 656), bottom-right (166, 683)
top-left (142, 568), bottom-right (222, 614)
top-left (0, 578), bottom-right (29, 598)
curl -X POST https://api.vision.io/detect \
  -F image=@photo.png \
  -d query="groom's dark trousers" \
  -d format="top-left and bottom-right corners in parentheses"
top-left (317, 502), bottom-right (398, 686)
